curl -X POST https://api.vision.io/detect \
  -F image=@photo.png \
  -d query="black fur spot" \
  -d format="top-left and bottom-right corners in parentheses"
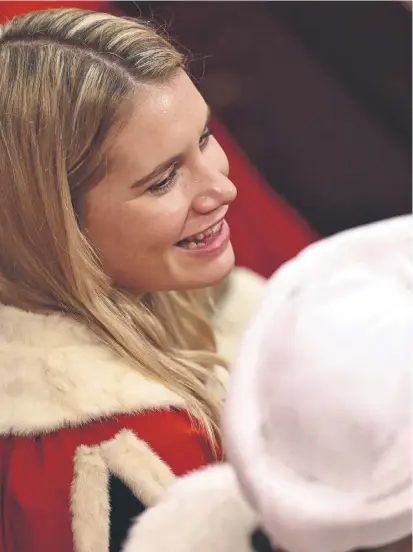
top-left (109, 473), bottom-right (146, 552)
top-left (250, 528), bottom-right (273, 552)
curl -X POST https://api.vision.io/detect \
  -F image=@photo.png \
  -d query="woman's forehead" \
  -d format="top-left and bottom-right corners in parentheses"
top-left (107, 71), bottom-right (208, 177)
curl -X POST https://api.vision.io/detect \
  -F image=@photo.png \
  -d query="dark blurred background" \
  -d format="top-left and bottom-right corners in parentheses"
top-left (120, 1), bottom-right (412, 237)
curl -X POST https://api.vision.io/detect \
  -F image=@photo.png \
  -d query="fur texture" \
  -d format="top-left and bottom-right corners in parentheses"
top-left (71, 444), bottom-right (110, 552)
top-left (122, 464), bottom-right (258, 552)
top-left (0, 305), bottom-right (184, 435)
top-left (0, 267), bottom-right (265, 435)
top-left (100, 429), bottom-right (175, 506)
top-left (71, 430), bottom-right (175, 552)
top-left (214, 267), bottom-right (265, 364)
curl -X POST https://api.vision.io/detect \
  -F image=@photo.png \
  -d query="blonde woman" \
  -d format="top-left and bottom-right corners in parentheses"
top-left (0, 8), bottom-right (264, 552)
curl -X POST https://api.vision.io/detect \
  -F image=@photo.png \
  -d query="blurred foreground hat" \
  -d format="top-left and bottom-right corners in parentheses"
top-left (225, 216), bottom-right (413, 552)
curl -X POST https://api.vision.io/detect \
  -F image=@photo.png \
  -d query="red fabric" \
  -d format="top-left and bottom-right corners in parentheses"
top-left (0, 409), bottom-right (219, 552)
top-left (211, 120), bottom-right (318, 278)
top-left (0, 1), bottom-right (112, 20)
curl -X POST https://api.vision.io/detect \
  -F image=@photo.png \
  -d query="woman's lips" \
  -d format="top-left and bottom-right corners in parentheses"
top-left (175, 220), bottom-right (230, 255)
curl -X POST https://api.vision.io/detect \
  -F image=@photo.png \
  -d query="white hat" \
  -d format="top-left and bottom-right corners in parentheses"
top-left (224, 216), bottom-right (413, 552)
top-left (121, 464), bottom-right (258, 552)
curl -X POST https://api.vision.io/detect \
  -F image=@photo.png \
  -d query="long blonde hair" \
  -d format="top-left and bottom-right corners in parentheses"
top-left (0, 8), bottom-right (225, 444)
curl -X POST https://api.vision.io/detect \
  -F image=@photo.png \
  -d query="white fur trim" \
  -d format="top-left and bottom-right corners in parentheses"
top-left (209, 267), bottom-right (266, 399)
top-left (209, 365), bottom-right (229, 402)
top-left (71, 430), bottom-right (176, 552)
top-left (100, 429), bottom-right (175, 506)
top-left (0, 267), bottom-right (265, 436)
top-left (0, 305), bottom-right (184, 435)
top-left (71, 445), bottom-right (110, 552)
top-left (213, 267), bottom-right (265, 364)
top-left (122, 464), bottom-right (257, 552)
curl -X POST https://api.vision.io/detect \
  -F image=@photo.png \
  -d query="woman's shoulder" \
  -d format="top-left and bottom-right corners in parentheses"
top-left (0, 304), bottom-right (185, 437)
top-left (0, 304), bottom-right (222, 551)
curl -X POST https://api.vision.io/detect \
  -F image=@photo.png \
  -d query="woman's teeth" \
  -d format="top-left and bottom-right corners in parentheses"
top-left (177, 221), bottom-right (223, 249)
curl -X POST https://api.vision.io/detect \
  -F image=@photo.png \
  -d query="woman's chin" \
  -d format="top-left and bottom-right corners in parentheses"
top-left (130, 241), bottom-right (236, 293)
top-left (117, 252), bottom-right (236, 293)
top-left (178, 242), bottom-right (236, 290)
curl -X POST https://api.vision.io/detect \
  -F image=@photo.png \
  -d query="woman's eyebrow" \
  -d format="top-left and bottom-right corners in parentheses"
top-left (131, 154), bottom-right (180, 189)
top-left (131, 105), bottom-right (212, 190)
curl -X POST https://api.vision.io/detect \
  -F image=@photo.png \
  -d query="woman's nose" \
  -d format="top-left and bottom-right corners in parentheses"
top-left (192, 175), bottom-right (237, 214)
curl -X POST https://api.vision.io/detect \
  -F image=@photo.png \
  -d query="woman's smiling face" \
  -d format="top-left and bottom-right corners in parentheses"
top-left (83, 70), bottom-right (237, 292)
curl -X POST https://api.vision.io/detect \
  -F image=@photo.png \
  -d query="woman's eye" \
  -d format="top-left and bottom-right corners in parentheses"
top-left (200, 128), bottom-right (213, 150)
top-left (146, 129), bottom-right (212, 196)
top-left (147, 166), bottom-right (178, 195)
